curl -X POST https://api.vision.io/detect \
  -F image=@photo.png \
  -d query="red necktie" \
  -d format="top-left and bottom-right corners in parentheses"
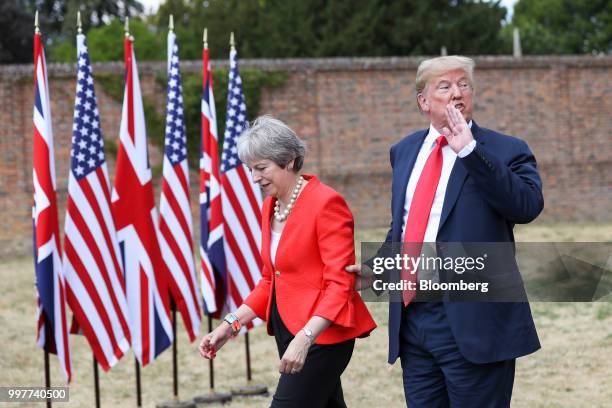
top-left (402, 135), bottom-right (448, 306)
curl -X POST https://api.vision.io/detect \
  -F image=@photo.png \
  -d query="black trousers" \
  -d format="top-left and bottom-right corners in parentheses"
top-left (270, 291), bottom-right (355, 408)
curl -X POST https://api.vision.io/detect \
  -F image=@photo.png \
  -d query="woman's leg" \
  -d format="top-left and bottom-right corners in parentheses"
top-left (271, 339), bottom-right (355, 408)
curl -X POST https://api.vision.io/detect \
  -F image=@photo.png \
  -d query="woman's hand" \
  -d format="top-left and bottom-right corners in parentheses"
top-left (198, 323), bottom-right (233, 360)
top-left (279, 332), bottom-right (312, 374)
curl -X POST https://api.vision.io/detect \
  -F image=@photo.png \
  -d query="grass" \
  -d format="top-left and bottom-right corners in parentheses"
top-left (0, 223), bottom-right (611, 407)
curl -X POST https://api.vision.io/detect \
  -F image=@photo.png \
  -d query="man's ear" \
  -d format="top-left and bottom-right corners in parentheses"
top-left (417, 93), bottom-right (429, 113)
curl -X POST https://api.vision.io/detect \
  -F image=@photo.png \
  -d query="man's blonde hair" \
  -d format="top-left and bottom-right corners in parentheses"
top-left (415, 55), bottom-right (475, 97)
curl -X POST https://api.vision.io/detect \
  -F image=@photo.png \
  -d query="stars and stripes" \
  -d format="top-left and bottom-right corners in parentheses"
top-left (158, 30), bottom-right (202, 342)
top-left (62, 33), bottom-right (131, 371)
top-left (221, 48), bottom-right (263, 327)
top-left (32, 30), bottom-right (72, 382)
top-left (112, 35), bottom-right (173, 366)
top-left (199, 43), bottom-right (227, 318)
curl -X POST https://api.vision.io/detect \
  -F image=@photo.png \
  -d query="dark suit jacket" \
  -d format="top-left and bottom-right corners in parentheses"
top-left (385, 122), bottom-right (543, 364)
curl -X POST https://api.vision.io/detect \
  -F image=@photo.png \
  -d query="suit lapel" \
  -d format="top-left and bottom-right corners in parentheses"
top-left (437, 122), bottom-right (485, 234)
top-left (392, 130), bottom-right (428, 241)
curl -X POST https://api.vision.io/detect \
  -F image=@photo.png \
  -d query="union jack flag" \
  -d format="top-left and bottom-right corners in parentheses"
top-left (63, 33), bottom-right (131, 371)
top-left (199, 42), bottom-right (227, 318)
top-left (32, 29), bottom-right (72, 382)
top-left (221, 47), bottom-right (263, 327)
top-left (112, 34), bottom-right (173, 366)
top-left (158, 30), bottom-right (202, 342)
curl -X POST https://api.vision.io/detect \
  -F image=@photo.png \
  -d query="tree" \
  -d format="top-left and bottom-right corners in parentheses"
top-left (0, 1), bottom-right (35, 63)
top-left (510, 0), bottom-right (611, 54)
top-left (154, 0), bottom-right (510, 59)
top-left (50, 18), bottom-right (164, 62)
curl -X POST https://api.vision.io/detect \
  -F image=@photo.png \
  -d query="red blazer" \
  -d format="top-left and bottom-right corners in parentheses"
top-left (244, 175), bottom-right (376, 344)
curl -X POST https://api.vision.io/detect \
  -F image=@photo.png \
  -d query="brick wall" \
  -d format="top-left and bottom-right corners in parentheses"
top-left (1, 56), bottom-right (611, 257)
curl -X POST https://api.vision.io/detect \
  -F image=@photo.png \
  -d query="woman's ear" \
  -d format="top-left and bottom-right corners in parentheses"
top-left (287, 159), bottom-right (295, 171)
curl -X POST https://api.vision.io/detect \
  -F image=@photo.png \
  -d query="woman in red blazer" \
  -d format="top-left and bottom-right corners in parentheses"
top-left (199, 115), bottom-right (376, 407)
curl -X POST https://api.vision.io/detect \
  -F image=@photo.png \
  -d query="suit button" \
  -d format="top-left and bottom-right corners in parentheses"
top-left (275, 270), bottom-right (280, 277)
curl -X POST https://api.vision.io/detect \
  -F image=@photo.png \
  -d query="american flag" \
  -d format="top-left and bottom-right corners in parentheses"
top-left (221, 47), bottom-right (263, 326)
top-left (32, 29), bottom-right (72, 382)
top-left (158, 30), bottom-right (202, 342)
top-left (62, 33), bottom-right (131, 371)
top-left (112, 34), bottom-right (173, 366)
top-left (199, 43), bottom-right (227, 318)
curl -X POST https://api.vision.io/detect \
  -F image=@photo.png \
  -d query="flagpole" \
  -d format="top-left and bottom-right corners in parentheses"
top-left (44, 322), bottom-right (52, 408)
top-left (93, 355), bottom-right (100, 408)
top-left (193, 28), bottom-right (232, 404)
top-left (77, 14), bottom-right (102, 408)
top-left (223, 34), bottom-right (267, 399)
top-left (124, 15), bottom-right (144, 408)
top-left (172, 301), bottom-right (178, 398)
top-left (192, 27), bottom-right (233, 405)
top-left (35, 11), bottom-right (53, 408)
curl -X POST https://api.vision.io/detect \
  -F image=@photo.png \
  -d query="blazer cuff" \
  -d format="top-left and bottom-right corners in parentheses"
top-left (313, 293), bottom-right (356, 328)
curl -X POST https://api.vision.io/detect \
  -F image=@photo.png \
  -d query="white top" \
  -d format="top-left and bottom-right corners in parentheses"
top-left (270, 229), bottom-right (282, 267)
top-left (401, 122), bottom-right (475, 242)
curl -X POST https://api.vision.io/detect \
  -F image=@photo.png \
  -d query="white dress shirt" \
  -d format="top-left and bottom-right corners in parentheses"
top-left (270, 229), bottom-right (281, 267)
top-left (401, 122), bottom-right (474, 242)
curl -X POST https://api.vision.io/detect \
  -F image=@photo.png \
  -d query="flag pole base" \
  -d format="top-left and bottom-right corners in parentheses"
top-left (192, 390), bottom-right (232, 404)
top-left (156, 400), bottom-right (197, 408)
top-left (230, 384), bottom-right (268, 397)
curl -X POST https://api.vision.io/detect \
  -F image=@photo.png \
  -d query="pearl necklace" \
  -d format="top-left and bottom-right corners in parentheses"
top-left (274, 176), bottom-right (304, 222)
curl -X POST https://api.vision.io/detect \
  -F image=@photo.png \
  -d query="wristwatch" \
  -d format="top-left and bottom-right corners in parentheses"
top-left (301, 327), bottom-right (315, 343)
top-left (223, 313), bottom-right (241, 336)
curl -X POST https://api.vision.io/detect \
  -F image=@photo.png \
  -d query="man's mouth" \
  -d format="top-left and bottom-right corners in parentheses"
top-left (454, 103), bottom-right (465, 111)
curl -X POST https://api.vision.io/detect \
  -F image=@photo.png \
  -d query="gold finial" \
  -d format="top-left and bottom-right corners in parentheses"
top-left (35, 10), bottom-right (40, 34)
top-left (77, 11), bottom-right (82, 34)
top-left (124, 16), bottom-right (130, 37)
top-left (230, 32), bottom-right (235, 49)
top-left (203, 28), bottom-right (208, 48)
top-left (169, 14), bottom-right (174, 31)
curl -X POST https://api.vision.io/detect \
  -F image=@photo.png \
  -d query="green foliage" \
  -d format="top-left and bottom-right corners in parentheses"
top-left (50, 18), bottom-right (165, 62)
top-left (510, 0), bottom-right (611, 54)
top-left (154, 0), bottom-right (510, 59)
top-left (0, 1), bottom-right (35, 63)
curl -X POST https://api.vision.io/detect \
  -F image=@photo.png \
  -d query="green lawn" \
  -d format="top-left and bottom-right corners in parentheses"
top-left (0, 223), bottom-right (610, 407)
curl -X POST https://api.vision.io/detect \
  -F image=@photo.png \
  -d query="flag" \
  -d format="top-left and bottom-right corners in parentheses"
top-left (32, 29), bottom-right (72, 382)
top-left (158, 30), bottom-right (202, 342)
top-left (62, 33), bottom-right (131, 371)
top-left (221, 47), bottom-right (263, 327)
top-left (199, 43), bottom-right (227, 318)
top-left (112, 34), bottom-right (173, 366)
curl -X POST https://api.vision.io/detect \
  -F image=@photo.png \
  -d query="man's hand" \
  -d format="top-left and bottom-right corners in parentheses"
top-left (279, 332), bottom-right (311, 374)
top-left (442, 104), bottom-right (473, 153)
top-left (345, 264), bottom-right (374, 290)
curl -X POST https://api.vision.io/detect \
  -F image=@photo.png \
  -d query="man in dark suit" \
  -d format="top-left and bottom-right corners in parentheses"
top-left (348, 56), bottom-right (543, 407)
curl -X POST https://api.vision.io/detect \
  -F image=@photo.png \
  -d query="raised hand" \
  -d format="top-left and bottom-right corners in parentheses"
top-left (442, 103), bottom-right (474, 153)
